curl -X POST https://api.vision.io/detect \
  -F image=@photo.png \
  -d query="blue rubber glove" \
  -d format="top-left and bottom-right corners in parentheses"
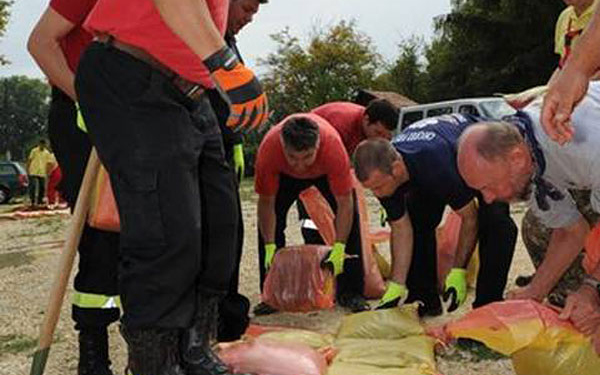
top-left (233, 144), bottom-right (245, 182)
top-left (443, 268), bottom-right (467, 312)
top-left (321, 242), bottom-right (346, 276)
top-left (376, 281), bottom-right (408, 309)
top-left (264, 243), bottom-right (276, 271)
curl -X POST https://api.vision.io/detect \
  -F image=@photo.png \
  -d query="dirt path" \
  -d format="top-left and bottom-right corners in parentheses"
top-left (0, 185), bottom-right (533, 375)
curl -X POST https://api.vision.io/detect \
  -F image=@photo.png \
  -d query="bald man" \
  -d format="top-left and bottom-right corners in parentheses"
top-left (457, 82), bottom-right (600, 350)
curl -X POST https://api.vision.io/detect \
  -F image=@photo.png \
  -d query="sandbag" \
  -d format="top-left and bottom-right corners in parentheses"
top-left (445, 300), bottom-right (600, 375)
top-left (257, 329), bottom-right (334, 349)
top-left (88, 165), bottom-right (120, 232)
top-left (298, 172), bottom-right (388, 299)
top-left (333, 336), bottom-right (436, 370)
top-left (218, 339), bottom-right (327, 375)
top-left (336, 305), bottom-right (423, 340)
top-left (261, 245), bottom-right (335, 312)
top-left (326, 362), bottom-right (431, 375)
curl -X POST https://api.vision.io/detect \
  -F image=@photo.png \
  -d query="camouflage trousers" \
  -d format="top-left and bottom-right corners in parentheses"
top-left (522, 190), bottom-right (600, 307)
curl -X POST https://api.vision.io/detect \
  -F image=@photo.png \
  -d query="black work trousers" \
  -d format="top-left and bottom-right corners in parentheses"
top-left (257, 174), bottom-right (365, 297)
top-left (76, 42), bottom-right (238, 329)
top-left (406, 190), bottom-right (517, 308)
top-left (48, 87), bottom-right (120, 329)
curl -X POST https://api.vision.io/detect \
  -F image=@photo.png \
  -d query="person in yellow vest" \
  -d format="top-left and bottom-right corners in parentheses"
top-left (26, 139), bottom-right (53, 206)
top-left (549, 0), bottom-right (598, 84)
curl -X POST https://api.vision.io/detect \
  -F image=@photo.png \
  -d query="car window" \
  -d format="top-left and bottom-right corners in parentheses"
top-left (459, 105), bottom-right (479, 115)
top-left (0, 164), bottom-right (16, 175)
top-left (479, 100), bottom-right (517, 119)
top-left (426, 107), bottom-right (453, 117)
top-left (401, 111), bottom-right (424, 129)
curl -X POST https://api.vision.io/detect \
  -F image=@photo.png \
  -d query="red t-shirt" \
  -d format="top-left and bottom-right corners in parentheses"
top-left (311, 102), bottom-right (366, 155)
top-left (254, 113), bottom-right (353, 196)
top-left (84, 0), bottom-right (227, 87)
top-left (49, 0), bottom-right (97, 73)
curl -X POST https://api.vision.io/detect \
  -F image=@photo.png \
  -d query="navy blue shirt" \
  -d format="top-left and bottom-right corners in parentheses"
top-left (379, 114), bottom-right (479, 221)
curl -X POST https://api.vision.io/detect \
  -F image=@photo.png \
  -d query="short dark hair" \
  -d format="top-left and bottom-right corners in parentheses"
top-left (353, 138), bottom-right (399, 182)
top-left (365, 99), bottom-right (399, 131)
top-left (475, 121), bottom-right (524, 161)
top-left (281, 116), bottom-right (319, 151)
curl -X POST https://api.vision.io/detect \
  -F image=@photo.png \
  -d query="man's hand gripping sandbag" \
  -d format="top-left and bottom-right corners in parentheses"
top-left (204, 46), bottom-right (269, 130)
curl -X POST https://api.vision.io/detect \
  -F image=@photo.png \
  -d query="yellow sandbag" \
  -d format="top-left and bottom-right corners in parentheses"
top-left (336, 305), bottom-right (423, 340)
top-left (446, 300), bottom-right (600, 375)
top-left (333, 336), bottom-right (436, 370)
top-left (256, 329), bottom-right (334, 349)
top-left (326, 362), bottom-right (434, 375)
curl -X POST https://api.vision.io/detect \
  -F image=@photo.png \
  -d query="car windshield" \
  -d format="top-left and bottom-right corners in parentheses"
top-left (479, 100), bottom-right (517, 119)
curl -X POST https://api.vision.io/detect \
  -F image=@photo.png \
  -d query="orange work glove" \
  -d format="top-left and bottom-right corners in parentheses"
top-left (203, 46), bottom-right (269, 130)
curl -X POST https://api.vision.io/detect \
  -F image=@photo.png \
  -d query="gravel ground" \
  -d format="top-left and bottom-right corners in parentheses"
top-left (0, 184), bottom-right (533, 375)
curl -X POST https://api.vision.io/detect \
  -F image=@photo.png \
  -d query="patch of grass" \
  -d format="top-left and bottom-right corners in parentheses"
top-left (0, 334), bottom-right (38, 355)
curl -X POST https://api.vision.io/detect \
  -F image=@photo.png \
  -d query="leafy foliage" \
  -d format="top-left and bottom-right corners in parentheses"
top-left (422, 0), bottom-right (564, 101)
top-left (0, 76), bottom-right (51, 160)
top-left (0, 0), bottom-right (13, 65)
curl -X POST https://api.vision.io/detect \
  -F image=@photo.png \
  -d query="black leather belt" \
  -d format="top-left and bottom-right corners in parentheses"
top-left (96, 35), bottom-right (206, 101)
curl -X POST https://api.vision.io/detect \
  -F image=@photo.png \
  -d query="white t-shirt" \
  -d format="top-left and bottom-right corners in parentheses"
top-left (523, 82), bottom-right (600, 228)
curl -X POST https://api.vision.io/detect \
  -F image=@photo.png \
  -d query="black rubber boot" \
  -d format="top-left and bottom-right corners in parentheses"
top-left (181, 296), bottom-right (249, 375)
top-left (78, 328), bottom-right (114, 375)
top-left (120, 325), bottom-right (186, 375)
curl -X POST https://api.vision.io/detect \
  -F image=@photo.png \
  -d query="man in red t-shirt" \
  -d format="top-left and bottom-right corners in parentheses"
top-left (298, 99), bottom-right (399, 242)
top-left (254, 113), bottom-right (369, 315)
top-left (312, 99), bottom-right (399, 154)
top-left (72, 1), bottom-right (268, 374)
top-left (28, 2), bottom-right (120, 374)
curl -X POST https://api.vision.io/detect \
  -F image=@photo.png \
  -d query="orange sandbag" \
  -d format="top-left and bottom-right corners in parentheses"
top-left (583, 223), bottom-right (600, 274)
top-left (299, 171), bottom-right (387, 299)
top-left (445, 300), bottom-right (600, 375)
top-left (218, 339), bottom-right (327, 375)
top-left (261, 245), bottom-right (335, 312)
top-left (88, 165), bottom-right (120, 232)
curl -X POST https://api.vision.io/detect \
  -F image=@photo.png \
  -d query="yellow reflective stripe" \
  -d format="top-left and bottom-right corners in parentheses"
top-left (72, 291), bottom-right (121, 309)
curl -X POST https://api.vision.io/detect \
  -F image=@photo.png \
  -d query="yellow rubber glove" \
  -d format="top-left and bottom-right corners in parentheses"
top-left (443, 268), bottom-right (467, 312)
top-left (264, 243), bottom-right (276, 271)
top-left (321, 242), bottom-right (346, 276)
top-left (233, 144), bottom-right (245, 182)
top-left (75, 102), bottom-right (87, 133)
top-left (379, 207), bottom-right (388, 227)
top-left (376, 281), bottom-right (408, 309)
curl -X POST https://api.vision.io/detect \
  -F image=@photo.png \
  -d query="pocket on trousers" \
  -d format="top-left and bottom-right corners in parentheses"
top-left (115, 169), bottom-right (166, 250)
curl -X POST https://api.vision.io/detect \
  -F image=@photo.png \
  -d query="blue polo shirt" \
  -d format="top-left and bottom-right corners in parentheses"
top-left (379, 114), bottom-right (479, 221)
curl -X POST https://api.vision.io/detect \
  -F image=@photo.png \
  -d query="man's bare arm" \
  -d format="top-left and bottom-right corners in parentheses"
top-left (333, 193), bottom-right (354, 244)
top-left (453, 200), bottom-right (479, 268)
top-left (257, 194), bottom-right (276, 244)
top-left (28, 8), bottom-right (77, 100)
top-left (152, 0), bottom-right (225, 60)
top-left (389, 213), bottom-right (413, 285)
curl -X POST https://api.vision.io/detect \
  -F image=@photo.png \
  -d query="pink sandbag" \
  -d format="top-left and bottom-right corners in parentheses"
top-left (298, 171), bottom-right (387, 299)
top-left (261, 245), bottom-right (335, 312)
top-left (218, 339), bottom-right (327, 375)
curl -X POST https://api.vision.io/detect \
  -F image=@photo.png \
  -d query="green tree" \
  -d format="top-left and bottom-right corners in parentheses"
top-left (423, 0), bottom-right (563, 101)
top-left (0, 76), bottom-right (51, 160)
top-left (0, 0), bottom-right (13, 65)
top-left (374, 37), bottom-right (427, 102)
top-left (259, 20), bottom-right (382, 123)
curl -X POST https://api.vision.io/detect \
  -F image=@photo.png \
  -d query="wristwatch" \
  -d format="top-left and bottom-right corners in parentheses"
top-left (582, 276), bottom-right (600, 298)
